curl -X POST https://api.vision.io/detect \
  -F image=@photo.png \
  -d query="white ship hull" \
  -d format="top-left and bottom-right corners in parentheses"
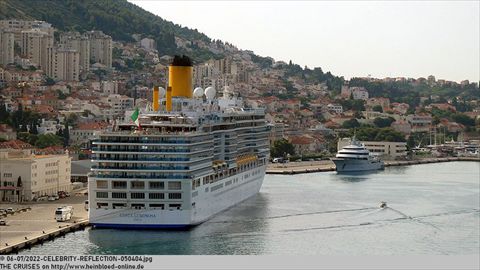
top-left (331, 158), bottom-right (384, 172)
top-left (88, 165), bottom-right (266, 229)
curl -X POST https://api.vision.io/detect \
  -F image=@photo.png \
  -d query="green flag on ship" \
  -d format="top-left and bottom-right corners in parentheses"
top-left (131, 107), bottom-right (140, 127)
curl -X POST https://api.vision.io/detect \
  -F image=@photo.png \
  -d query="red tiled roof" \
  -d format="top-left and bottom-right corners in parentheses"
top-left (76, 122), bottom-right (109, 130)
top-left (0, 140), bottom-right (33, 149)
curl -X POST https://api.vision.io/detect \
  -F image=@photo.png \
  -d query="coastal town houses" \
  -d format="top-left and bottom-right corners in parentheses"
top-left (69, 121), bottom-right (110, 148)
top-left (406, 114), bottom-right (433, 133)
top-left (288, 134), bottom-right (327, 155)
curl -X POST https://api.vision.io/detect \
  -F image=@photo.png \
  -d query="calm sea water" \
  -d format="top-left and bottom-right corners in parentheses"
top-left (20, 162), bottom-right (480, 255)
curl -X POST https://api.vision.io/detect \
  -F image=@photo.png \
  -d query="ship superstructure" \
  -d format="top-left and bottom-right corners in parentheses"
top-left (88, 56), bottom-right (270, 228)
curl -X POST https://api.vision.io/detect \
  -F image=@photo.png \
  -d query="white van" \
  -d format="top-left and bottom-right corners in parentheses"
top-left (55, 206), bottom-right (73, 222)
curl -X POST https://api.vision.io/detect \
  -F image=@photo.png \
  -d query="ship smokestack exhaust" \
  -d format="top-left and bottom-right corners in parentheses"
top-left (168, 55), bottom-right (193, 99)
top-left (152, 86), bottom-right (159, 111)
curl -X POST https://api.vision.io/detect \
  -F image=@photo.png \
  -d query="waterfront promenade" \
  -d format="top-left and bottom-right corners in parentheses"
top-left (0, 191), bottom-right (88, 254)
top-left (266, 157), bottom-right (480, 174)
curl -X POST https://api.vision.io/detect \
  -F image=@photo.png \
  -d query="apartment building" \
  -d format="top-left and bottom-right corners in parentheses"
top-left (102, 94), bottom-right (134, 117)
top-left (47, 47), bottom-right (80, 81)
top-left (21, 28), bottom-right (53, 70)
top-left (86, 31), bottom-right (112, 68)
top-left (0, 149), bottom-right (71, 202)
top-left (406, 114), bottom-right (433, 133)
top-left (0, 20), bottom-right (54, 46)
top-left (0, 29), bottom-right (14, 66)
top-left (69, 122), bottom-right (109, 148)
top-left (60, 32), bottom-right (90, 72)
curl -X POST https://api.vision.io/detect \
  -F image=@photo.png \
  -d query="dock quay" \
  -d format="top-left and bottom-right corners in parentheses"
top-left (266, 157), bottom-right (480, 175)
top-left (0, 220), bottom-right (89, 254)
top-left (0, 191), bottom-right (89, 254)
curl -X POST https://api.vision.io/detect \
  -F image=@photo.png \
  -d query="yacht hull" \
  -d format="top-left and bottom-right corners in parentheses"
top-left (331, 158), bottom-right (384, 172)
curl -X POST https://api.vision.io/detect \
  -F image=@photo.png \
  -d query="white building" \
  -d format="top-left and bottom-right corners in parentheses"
top-left (21, 28), bottom-right (54, 70)
top-left (0, 149), bottom-right (71, 202)
top-left (86, 31), bottom-right (112, 68)
top-left (140, 37), bottom-right (156, 51)
top-left (69, 122), bottom-right (109, 148)
top-left (327, 104), bottom-right (343, 114)
top-left (352, 87), bottom-right (369, 100)
top-left (102, 94), bottom-right (134, 117)
top-left (47, 47), bottom-right (80, 81)
top-left (406, 114), bottom-right (432, 133)
top-left (60, 32), bottom-right (90, 72)
top-left (0, 19), bottom-right (54, 47)
top-left (37, 119), bottom-right (63, 135)
top-left (101, 80), bottom-right (118, 94)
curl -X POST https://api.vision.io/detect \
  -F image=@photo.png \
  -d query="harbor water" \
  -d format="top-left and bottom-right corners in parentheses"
top-left (20, 161), bottom-right (479, 255)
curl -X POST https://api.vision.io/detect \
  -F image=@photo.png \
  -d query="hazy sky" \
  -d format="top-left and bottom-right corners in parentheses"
top-left (130, 1), bottom-right (479, 82)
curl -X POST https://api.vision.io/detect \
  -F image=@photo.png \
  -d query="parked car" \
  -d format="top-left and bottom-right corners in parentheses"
top-left (6, 208), bottom-right (14, 214)
top-left (36, 196), bottom-right (48, 202)
top-left (48, 196), bottom-right (56, 201)
top-left (0, 220), bottom-right (6, 226)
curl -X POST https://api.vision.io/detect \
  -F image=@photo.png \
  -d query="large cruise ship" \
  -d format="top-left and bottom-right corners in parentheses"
top-left (87, 56), bottom-right (270, 229)
top-left (331, 137), bottom-right (384, 172)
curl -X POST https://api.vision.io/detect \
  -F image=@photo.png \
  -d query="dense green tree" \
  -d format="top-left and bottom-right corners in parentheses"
top-left (63, 125), bottom-right (70, 147)
top-left (17, 132), bottom-right (38, 145)
top-left (451, 114), bottom-right (475, 127)
top-left (45, 77), bottom-right (55, 86)
top-left (337, 99), bottom-right (365, 112)
top-left (406, 135), bottom-right (416, 150)
top-left (372, 105), bottom-right (383, 113)
top-left (34, 134), bottom-right (63, 148)
top-left (342, 119), bottom-right (360, 129)
top-left (354, 127), bottom-right (405, 142)
top-left (270, 139), bottom-right (295, 158)
top-left (373, 117), bottom-right (395, 128)
top-left (65, 114), bottom-right (79, 127)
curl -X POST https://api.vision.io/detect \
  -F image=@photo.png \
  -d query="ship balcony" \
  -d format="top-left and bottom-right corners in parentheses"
top-left (92, 140), bottom-right (212, 146)
top-left (90, 174), bottom-right (192, 180)
top-left (90, 157), bottom-right (210, 163)
top-left (91, 163), bottom-right (209, 172)
top-left (91, 148), bottom-right (211, 155)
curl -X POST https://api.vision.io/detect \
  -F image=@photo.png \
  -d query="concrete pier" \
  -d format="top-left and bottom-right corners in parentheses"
top-left (0, 191), bottom-right (89, 254)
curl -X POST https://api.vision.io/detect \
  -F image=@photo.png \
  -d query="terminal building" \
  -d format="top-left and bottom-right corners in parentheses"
top-left (0, 148), bottom-right (71, 202)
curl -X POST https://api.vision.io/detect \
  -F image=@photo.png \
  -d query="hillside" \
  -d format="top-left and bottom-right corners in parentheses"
top-left (0, 0), bottom-right (218, 61)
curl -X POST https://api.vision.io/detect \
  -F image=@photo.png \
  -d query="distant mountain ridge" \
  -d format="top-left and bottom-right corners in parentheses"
top-left (0, 0), bottom-right (220, 61)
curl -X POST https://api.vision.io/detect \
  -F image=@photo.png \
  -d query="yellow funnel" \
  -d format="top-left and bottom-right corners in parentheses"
top-left (168, 66), bottom-right (193, 98)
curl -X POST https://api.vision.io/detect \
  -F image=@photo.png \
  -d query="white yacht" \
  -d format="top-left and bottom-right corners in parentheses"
top-left (331, 137), bottom-right (384, 172)
top-left (87, 55), bottom-right (270, 229)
